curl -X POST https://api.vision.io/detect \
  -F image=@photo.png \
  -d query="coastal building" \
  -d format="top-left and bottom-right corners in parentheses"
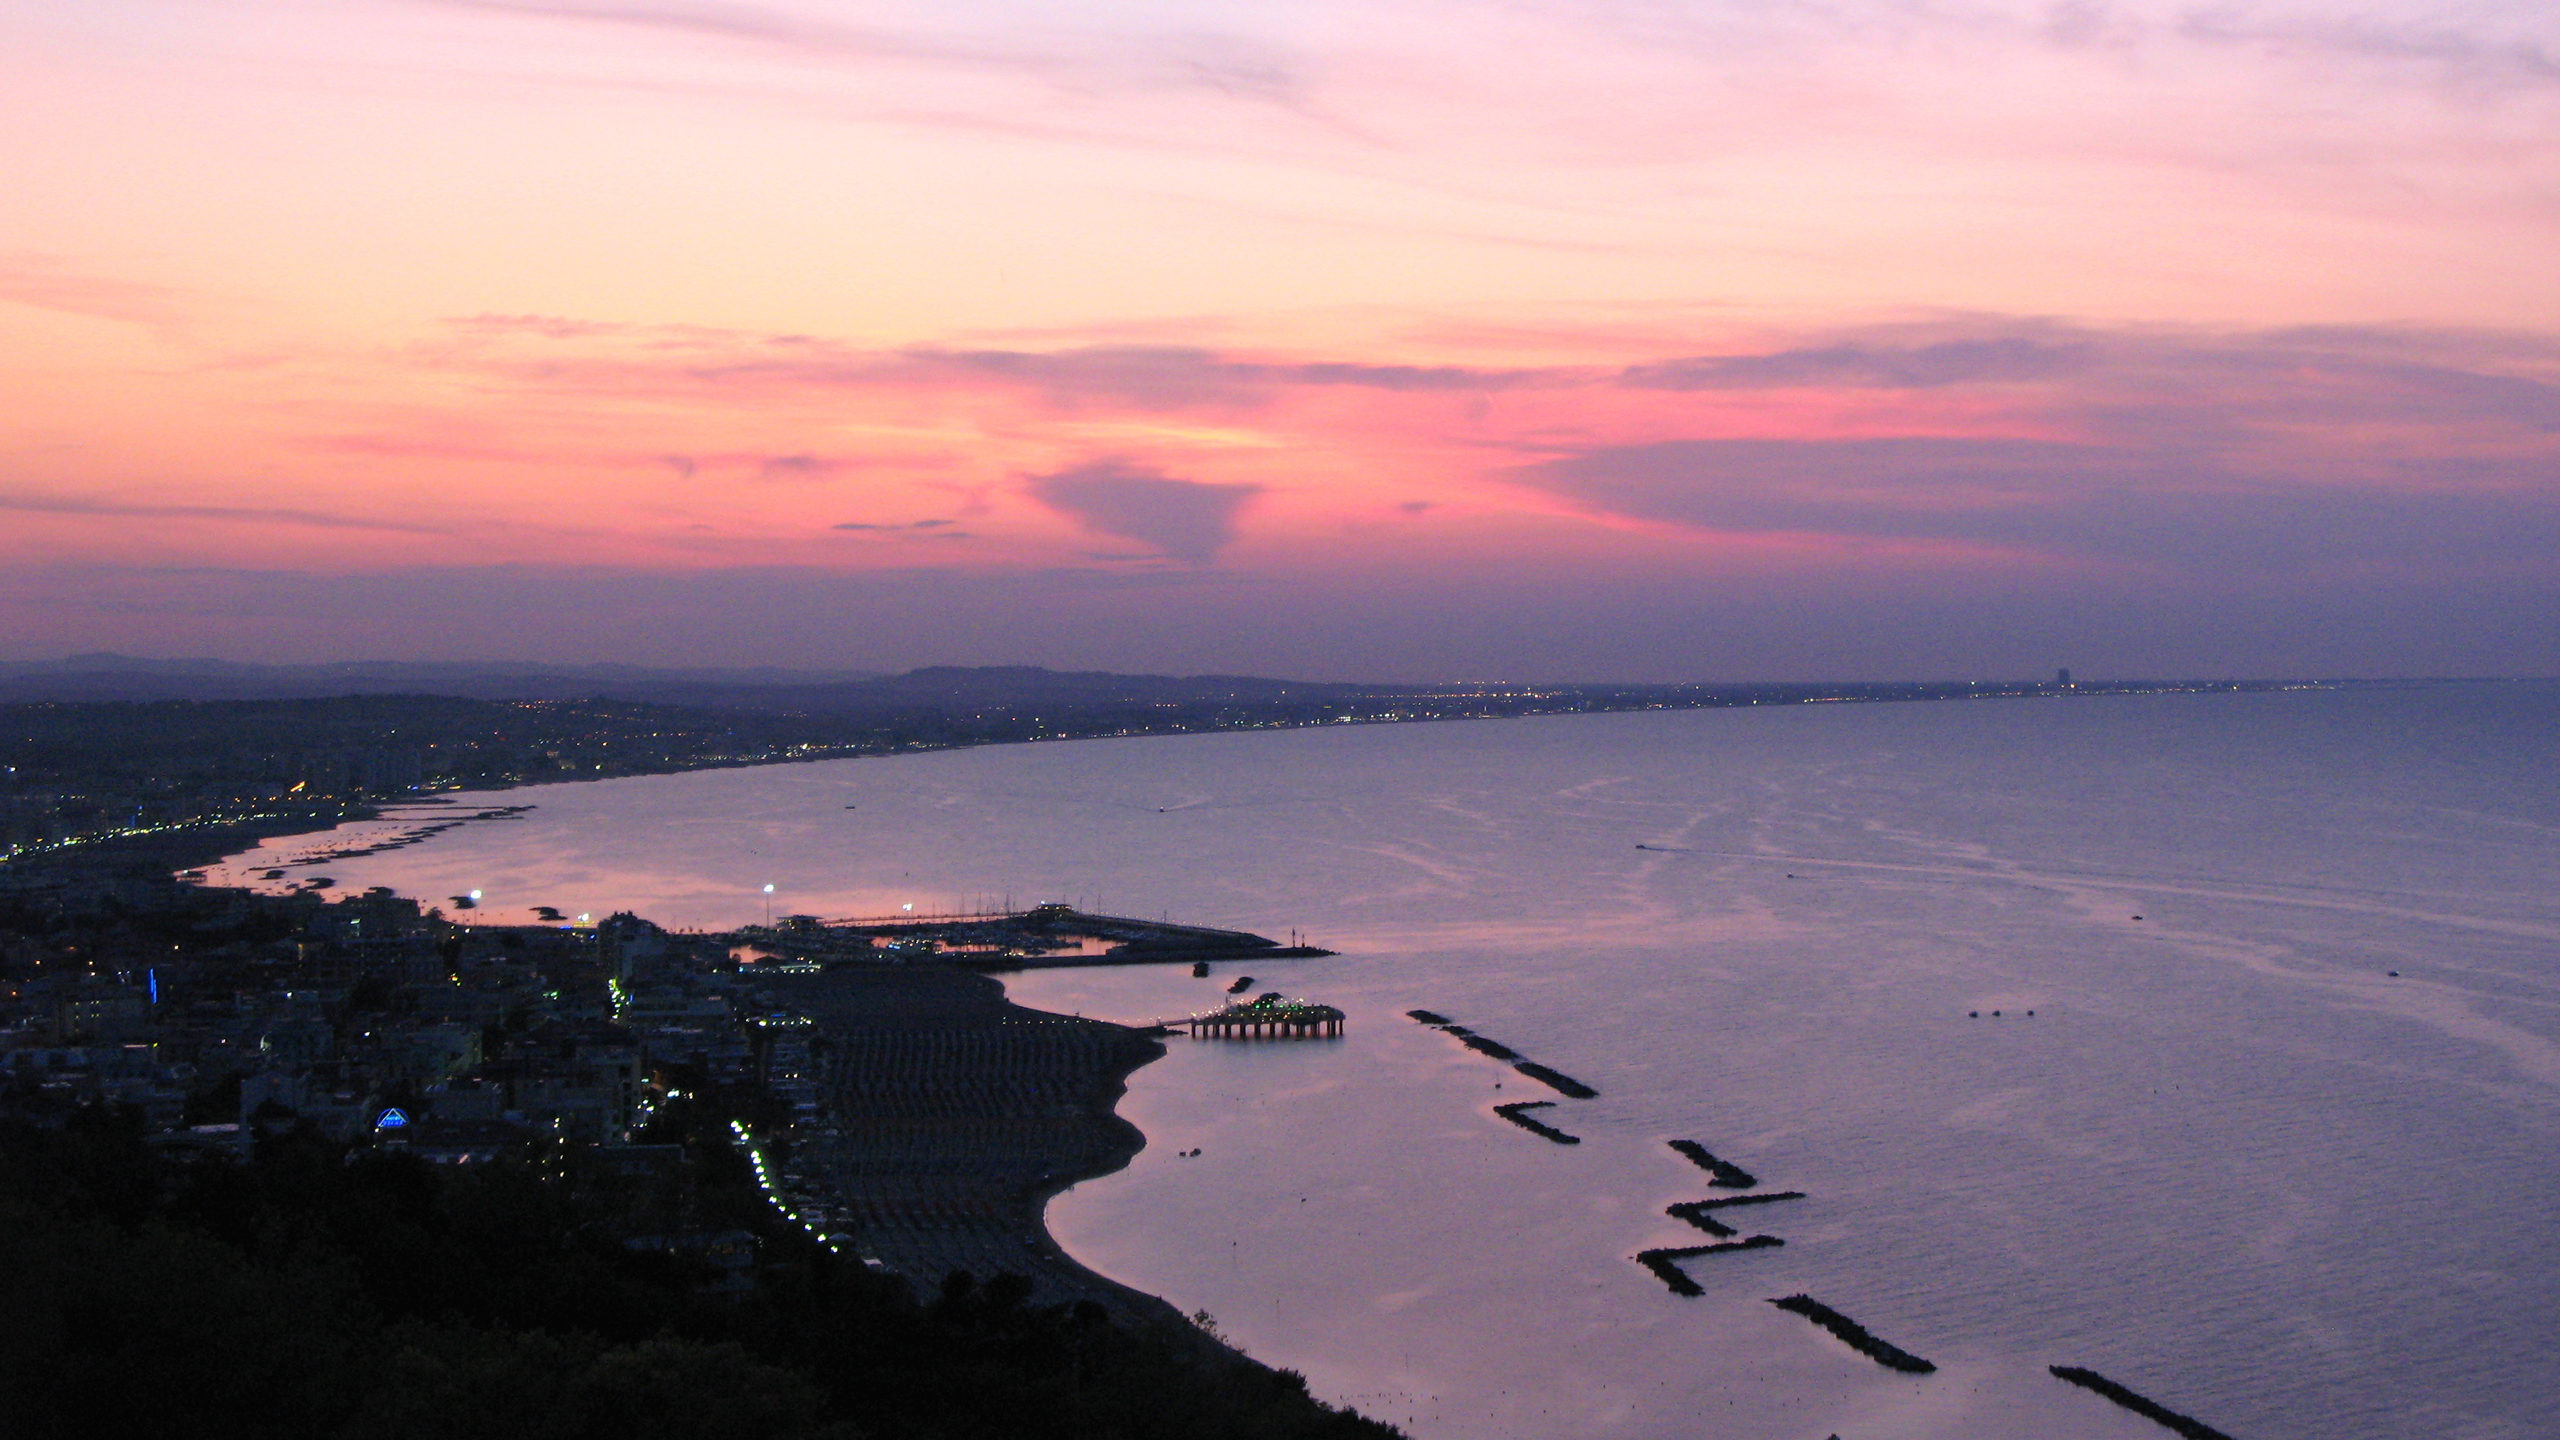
top-left (1188, 994), bottom-right (1345, 1038)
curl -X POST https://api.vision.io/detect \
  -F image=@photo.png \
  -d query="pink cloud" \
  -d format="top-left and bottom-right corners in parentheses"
top-left (0, 259), bottom-right (188, 326)
top-left (1026, 459), bottom-right (1263, 564)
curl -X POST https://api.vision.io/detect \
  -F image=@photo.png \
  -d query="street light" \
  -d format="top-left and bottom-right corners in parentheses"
top-left (763, 882), bottom-right (775, 926)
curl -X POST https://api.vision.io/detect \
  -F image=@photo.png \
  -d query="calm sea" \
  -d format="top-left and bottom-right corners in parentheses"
top-left (206, 683), bottom-right (2560, 1440)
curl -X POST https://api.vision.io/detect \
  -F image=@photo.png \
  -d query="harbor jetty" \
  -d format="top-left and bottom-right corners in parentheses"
top-left (729, 902), bottom-right (1332, 970)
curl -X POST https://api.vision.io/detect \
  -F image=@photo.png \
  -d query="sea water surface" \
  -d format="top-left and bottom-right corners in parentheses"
top-left (204, 684), bottom-right (2560, 1440)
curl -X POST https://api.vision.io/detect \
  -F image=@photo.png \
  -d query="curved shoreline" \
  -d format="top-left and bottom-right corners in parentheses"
top-left (755, 962), bottom-right (1237, 1353)
top-left (153, 804), bottom-right (1229, 1352)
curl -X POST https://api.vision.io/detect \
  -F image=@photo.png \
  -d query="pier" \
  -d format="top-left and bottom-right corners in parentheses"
top-left (1187, 994), bottom-right (1345, 1039)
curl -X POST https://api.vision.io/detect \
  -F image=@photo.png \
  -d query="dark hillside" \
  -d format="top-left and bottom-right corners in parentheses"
top-left (0, 1105), bottom-right (1400, 1440)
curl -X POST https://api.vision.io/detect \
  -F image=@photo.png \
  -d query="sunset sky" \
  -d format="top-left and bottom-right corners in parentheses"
top-left (4, 0), bottom-right (2555, 679)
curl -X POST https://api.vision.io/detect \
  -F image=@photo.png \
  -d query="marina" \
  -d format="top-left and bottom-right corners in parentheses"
top-left (728, 903), bottom-right (1333, 971)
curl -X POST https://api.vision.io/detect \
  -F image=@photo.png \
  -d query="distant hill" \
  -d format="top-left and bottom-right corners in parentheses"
top-left (0, 653), bottom-right (2351, 722)
top-left (0, 655), bottom-right (1393, 716)
top-left (0, 655), bottom-right (891, 705)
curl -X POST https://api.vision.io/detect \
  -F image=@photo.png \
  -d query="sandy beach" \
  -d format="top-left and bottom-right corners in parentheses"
top-left (748, 964), bottom-right (1201, 1332)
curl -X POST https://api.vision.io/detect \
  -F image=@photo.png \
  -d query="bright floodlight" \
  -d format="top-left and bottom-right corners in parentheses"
top-left (468, 889), bottom-right (482, 901)
top-left (901, 902), bottom-right (913, 912)
top-left (764, 883), bottom-right (776, 894)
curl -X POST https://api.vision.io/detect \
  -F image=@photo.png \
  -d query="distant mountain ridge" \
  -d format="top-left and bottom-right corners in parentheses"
top-left (5, 654), bottom-right (2426, 719)
top-left (0, 654), bottom-right (886, 700)
top-left (0, 654), bottom-right (1370, 712)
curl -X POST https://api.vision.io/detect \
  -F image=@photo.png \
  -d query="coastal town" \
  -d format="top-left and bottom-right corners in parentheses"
top-left (0, 846), bottom-right (1325, 1303)
top-left (0, 798), bottom-right (1396, 1438)
top-left (3, 867), bottom-right (745, 1182)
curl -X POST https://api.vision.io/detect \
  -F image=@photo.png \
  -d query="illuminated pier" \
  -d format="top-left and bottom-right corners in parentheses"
top-left (1187, 993), bottom-right (1345, 1039)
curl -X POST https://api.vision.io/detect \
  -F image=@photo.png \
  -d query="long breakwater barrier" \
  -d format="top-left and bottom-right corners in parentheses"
top-left (1513, 1061), bottom-right (1598, 1098)
top-left (1635, 1238), bottom-right (1785, 1295)
top-left (1668, 1139), bottom-right (1758, 1188)
top-left (2048, 1367), bottom-right (2234, 1440)
top-left (1405, 1010), bottom-right (1600, 1098)
top-left (1494, 1100), bottom-right (1580, 1144)
top-left (1768, 1294), bottom-right (1936, 1374)
top-left (1667, 1191), bottom-right (1806, 1237)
